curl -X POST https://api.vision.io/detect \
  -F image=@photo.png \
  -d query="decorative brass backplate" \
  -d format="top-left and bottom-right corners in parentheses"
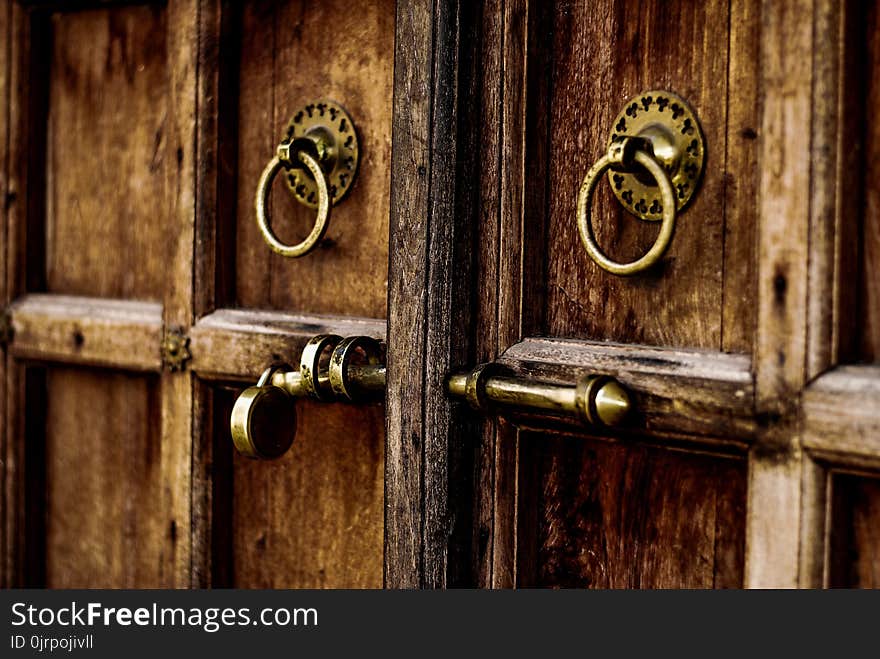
top-left (606, 91), bottom-right (705, 221)
top-left (282, 99), bottom-right (359, 209)
top-left (161, 327), bottom-right (191, 372)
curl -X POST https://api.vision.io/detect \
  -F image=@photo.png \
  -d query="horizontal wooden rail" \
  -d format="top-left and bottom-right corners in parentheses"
top-left (803, 365), bottom-right (880, 466)
top-left (9, 293), bottom-right (163, 372)
top-left (190, 308), bottom-right (386, 381)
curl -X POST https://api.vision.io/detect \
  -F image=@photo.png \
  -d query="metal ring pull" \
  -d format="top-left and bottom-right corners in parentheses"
top-left (255, 149), bottom-right (330, 258)
top-left (576, 90), bottom-right (705, 277)
top-left (253, 99), bottom-right (360, 259)
top-left (577, 138), bottom-right (677, 276)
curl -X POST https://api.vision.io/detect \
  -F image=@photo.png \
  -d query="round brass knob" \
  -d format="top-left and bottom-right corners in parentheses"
top-left (575, 375), bottom-right (632, 427)
top-left (230, 366), bottom-right (297, 460)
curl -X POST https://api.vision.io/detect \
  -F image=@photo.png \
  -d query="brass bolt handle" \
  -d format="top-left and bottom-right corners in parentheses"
top-left (446, 364), bottom-right (631, 428)
top-left (577, 137), bottom-right (677, 276)
top-left (230, 335), bottom-right (385, 460)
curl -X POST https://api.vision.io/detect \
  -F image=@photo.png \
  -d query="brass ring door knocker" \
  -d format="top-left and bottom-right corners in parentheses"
top-left (577, 91), bottom-right (705, 276)
top-left (255, 99), bottom-right (360, 258)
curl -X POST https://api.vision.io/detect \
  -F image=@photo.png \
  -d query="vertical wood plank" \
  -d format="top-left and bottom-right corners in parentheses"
top-left (798, 456), bottom-right (829, 588)
top-left (722, 0), bottom-right (760, 353)
top-left (45, 368), bottom-right (163, 587)
top-left (473, 0), bottom-right (553, 589)
top-left (161, 0), bottom-right (198, 587)
top-left (190, 0), bottom-right (224, 588)
top-left (754, 0), bottom-right (813, 410)
top-left (385, 0), bottom-right (433, 587)
top-left (858, 0), bottom-right (880, 362)
top-left (3, 1), bottom-right (44, 587)
top-left (386, 0), bottom-right (481, 588)
top-left (0, 0), bottom-right (11, 588)
top-left (745, 451), bottom-right (803, 588)
top-left (747, 0), bottom-right (815, 589)
top-left (472, 0), bottom-right (502, 589)
top-left (806, 0), bottom-right (861, 375)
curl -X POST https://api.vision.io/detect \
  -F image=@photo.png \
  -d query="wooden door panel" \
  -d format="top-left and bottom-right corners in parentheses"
top-left (519, 433), bottom-right (746, 588)
top-left (202, 0), bottom-right (393, 587)
top-left (234, 0), bottom-right (393, 318)
top-left (45, 367), bottom-right (163, 588)
top-left (1, 0), bottom-right (192, 588)
top-left (224, 394), bottom-right (384, 588)
top-left (2, 0), bottom-right (392, 588)
top-left (46, 6), bottom-right (169, 300)
top-left (544, 0), bottom-right (758, 351)
top-left (856, 0), bottom-right (880, 362)
top-left (829, 473), bottom-right (880, 588)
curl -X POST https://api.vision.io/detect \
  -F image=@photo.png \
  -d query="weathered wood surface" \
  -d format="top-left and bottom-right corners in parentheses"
top-left (829, 474), bottom-right (880, 588)
top-left (519, 432), bottom-right (746, 588)
top-left (544, 0), bottom-right (758, 352)
top-left (859, 0), bottom-right (880, 362)
top-left (9, 294), bottom-right (163, 371)
top-left (202, 0), bottom-right (393, 588)
top-left (45, 6), bottom-right (169, 300)
top-left (214, 389), bottom-right (385, 588)
top-left (234, 0), bottom-right (394, 319)
top-left (745, 0), bottom-right (815, 590)
top-left (190, 308), bottom-right (385, 381)
top-left (470, 0), bottom-right (553, 589)
top-left (385, 0), bottom-right (482, 588)
top-left (803, 367), bottom-right (880, 462)
top-left (45, 367), bottom-right (164, 588)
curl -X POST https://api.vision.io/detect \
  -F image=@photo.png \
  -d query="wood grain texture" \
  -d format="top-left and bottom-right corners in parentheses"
top-left (0, 0), bottom-right (11, 588)
top-left (803, 366), bottom-right (880, 462)
top-left (160, 0), bottom-right (200, 587)
top-left (234, 0), bottom-right (393, 318)
top-left (214, 390), bottom-right (384, 588)
top-left (544, 0), bottom-right (757, 351)
top-left (829, 473), bottom-right (880, 588)
top-left (44, 366), bottom-right (164, 588)
top-left (45, 5), bottom-right (169, 300)
top-left (471, 0), bottom-right (554, 589)
top-left (744, 0), bottom-right (816, 590)
top-left (519, 432), bottom-right (746, 588)
top-left (754, 0), bottom-right (813, 411)
top-left (9, 294), bottom-right (162, 371)
top-left (190, 308), bottom-right (385, 381)
top-left (859, 0), bottom-right (880, 362)
top-left (385, 0), bottom-right (482, 587)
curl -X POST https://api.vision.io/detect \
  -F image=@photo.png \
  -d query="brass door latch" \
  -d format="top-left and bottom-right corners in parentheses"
top-left (577, 90), bottom-right (705, 276)
top-left (255, 100), bottom-right (360, 258)
top-left (230, 334), bottom-right (384, 460)
top-left (446, 363), bottom-right (631, 428)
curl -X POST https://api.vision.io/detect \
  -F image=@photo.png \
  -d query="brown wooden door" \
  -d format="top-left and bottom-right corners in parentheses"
top-left (1, 0), bottom-right (392, 588)
top-left (384, 0), bottom-right (880, 589)
top-left (3, 0), bottom-right (879, 591)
